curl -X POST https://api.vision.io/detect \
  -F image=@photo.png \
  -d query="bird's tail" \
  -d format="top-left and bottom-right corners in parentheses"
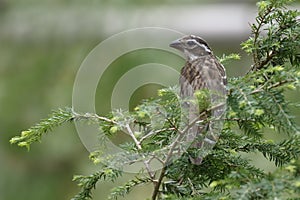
top-left (186, 93), bottom-right (226, 165)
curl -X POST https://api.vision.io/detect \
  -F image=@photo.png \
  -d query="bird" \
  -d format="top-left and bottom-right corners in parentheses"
top-left (169, 35), bottom-right (227, 165)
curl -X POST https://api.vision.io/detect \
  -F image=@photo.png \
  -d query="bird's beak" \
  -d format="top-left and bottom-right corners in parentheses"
top-left (169, 39), bottom-right (182, 49)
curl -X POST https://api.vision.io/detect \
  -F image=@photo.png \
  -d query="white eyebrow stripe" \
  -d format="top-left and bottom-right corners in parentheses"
top-left (187, 37), bottom-right (211, 53)
top-left (198, 43), bottom-right (211, 53)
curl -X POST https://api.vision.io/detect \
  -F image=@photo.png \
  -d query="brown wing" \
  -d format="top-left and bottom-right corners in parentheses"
top-left (179, 55), bottom-right (227, 164)
top-left (180, 55), bottom-right (226, 96)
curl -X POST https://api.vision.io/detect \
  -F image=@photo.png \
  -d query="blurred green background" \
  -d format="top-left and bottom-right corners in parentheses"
top-left (1, 1), bottom-right (299, 199)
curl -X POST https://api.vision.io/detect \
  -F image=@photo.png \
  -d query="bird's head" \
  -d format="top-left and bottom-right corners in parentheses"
top-left (169, 35), bottom-right (212, 61)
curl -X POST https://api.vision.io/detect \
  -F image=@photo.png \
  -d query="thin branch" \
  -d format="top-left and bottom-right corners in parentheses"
top-left (72, 112), bottom-right (116, 124)
top-left (182, 103), bottom-right (225, 135)
top-left (258, 51), bottom-right (276, 69)
top-left (125, 124), bottom-right (155, 180)
top-left (250, 79), bottom-right (295, 94)
top-left (139, 128), bottom-right (176, 144)
top-left (188, 177), bottom-right (200, 196)
top-left (151, 102), bottom-right (225, 200)
top-left (149, 154), bottom-right (165, 165)
top-left (222, 118), bottom-right (256, 123)
top-left (250, 5), bottom-right (274, 72)
top-left (126, 124), bottom-right (142, 149)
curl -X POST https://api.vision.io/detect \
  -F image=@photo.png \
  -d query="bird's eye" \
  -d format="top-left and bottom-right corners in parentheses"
top-left (186, 40), bottom-right (195, 46)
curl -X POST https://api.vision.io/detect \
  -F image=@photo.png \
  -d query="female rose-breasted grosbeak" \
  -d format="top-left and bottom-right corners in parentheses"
top-left (170, 35), bottom-right (227, 165)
